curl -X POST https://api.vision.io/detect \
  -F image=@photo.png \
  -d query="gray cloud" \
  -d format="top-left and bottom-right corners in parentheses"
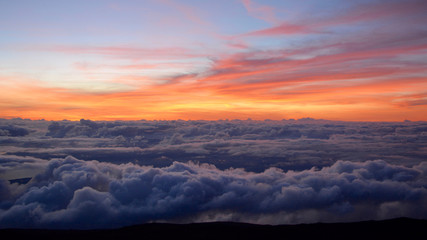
top-left (0, 155), bottom-right (48, 180)
top-left (1, 118), bottom-right (426, 228)
top-left (0, 156), bottom-right (426, 229)
top-left (0, 125), bottom-right (30, 137)
top-left (1, 118), bottom-right (427, 173)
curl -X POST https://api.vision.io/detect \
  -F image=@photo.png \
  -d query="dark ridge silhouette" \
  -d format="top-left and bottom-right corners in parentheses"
top-left (8, 177), bottom-right (31, 185)
top-left (1, 218), bottom-right (426, 240)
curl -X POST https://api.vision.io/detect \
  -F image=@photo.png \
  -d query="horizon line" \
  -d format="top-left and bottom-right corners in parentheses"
top-left (1, 117), bottom-right (424, 123)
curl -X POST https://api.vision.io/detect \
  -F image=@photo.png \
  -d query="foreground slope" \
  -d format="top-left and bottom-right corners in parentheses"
top-left (1, 218), bottom-right (426, 240)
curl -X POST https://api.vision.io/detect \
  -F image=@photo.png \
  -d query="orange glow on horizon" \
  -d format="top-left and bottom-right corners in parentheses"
top-left (1, 0), bottom-right (426, 122)
top-left (1, 73), bottom-right (426, 122)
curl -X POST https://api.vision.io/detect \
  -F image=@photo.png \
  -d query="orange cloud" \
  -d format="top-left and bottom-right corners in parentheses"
top-left (3, 6), bottom-right (427, 122)
top-left (3, 35), bottom-right (427, 122)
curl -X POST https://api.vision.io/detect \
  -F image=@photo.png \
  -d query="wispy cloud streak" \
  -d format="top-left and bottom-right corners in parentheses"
top-left (0, 0), bottom-right (426, 121)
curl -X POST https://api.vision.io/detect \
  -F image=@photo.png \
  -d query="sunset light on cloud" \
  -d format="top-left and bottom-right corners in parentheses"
top-left (2, 1), bottom-right (427, 232)
top-left (1, 0), bottom-right (427, 121)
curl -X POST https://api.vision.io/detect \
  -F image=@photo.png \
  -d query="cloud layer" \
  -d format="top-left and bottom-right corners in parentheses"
top-left (1, 118), bottom-right (426, 173)
top-left (1, 119), bottom-right (426, 228)
top-left (1, 156), bottom-right (426, 229)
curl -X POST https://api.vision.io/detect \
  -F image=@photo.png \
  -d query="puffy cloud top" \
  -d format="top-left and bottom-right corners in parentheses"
top-left (1, 156), bottom-right (426, 229)
top-left (1, 119), bottom-right (427, 228)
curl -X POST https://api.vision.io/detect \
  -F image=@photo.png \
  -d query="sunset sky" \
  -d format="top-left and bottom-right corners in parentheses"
top-left (1, 0), bottom-right (427, 121)
top-left (1, 0), bottom-right (427, 229)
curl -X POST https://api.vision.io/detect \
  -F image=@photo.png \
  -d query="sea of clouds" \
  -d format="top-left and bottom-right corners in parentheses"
top-left (0, 118), bottom-right (426, 228)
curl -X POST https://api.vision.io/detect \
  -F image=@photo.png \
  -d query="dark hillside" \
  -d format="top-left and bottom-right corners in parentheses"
top-left (1, 218), bottom-right (426, 240)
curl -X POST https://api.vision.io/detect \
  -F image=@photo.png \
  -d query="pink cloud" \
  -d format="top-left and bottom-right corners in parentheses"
top-left (241, 0), bottom-right (280, 24)
top-left (241, 0), bottom-right (427, 37)
top-left (327, 0), bottom-right (427, 25)
top-left (243, 22), bottom-right (312, 36)
top-left (183, 26), bottom-right (427, 102)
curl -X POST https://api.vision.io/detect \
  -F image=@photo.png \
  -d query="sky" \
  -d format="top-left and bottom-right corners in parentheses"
top-left (1, 0), bottom-right (427, 121)
top-left (1, 1), bottom-right (427, 229)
